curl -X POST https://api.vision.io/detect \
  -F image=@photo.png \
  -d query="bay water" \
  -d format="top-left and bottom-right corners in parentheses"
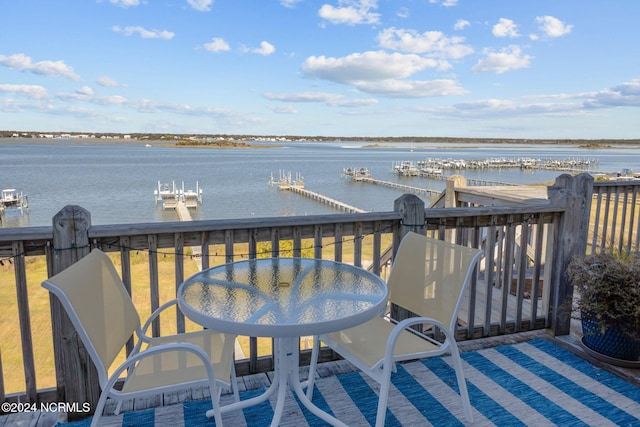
top-left (1, 140), bottom-right (637, 228)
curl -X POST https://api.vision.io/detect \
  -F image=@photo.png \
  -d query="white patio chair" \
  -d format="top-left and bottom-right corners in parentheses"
top-left (42, 249), bottom-right (238, 427)
top-left (307, 232), bottom-right (482, 426)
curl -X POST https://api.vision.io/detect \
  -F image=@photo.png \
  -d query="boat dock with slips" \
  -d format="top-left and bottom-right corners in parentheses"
top-left (269, 170), bottom-right (305, 190)
top-left (154, 181), bottom-right (202, 211)
top-left (0, 188), bottom-right (28, 224)
top-left (271, 171), bottom-right (366, 213)
top-left (343, 170), bottom-right (440, 196)
top-left (359, 177), bottom-right (440, 197)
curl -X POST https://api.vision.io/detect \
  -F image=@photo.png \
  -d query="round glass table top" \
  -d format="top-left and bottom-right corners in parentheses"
top-left (178, 258), bottom-right (388, 337)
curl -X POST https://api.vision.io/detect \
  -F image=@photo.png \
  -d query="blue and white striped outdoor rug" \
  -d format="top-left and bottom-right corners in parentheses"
top-left (59, 338), bottom-right (640, 426)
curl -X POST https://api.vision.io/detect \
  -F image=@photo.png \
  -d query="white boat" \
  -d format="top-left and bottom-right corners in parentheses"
top-left (269, 170), bottom-right (304, 190)
top-left (0, 189), bottom-right (29, 221)
top-left (393, 161), bottom-right (419, 176)
top-left (155, 181), bottom-right (203, 209)
top-left (154, 181), bottom-right (178, 209)
top-left (1, 189), bottom-right (28, 209)
top-left (180, 181), bottom-right (203, 209)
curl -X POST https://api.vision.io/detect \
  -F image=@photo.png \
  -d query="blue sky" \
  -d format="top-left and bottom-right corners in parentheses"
top-left (1, 0), bottom-right (639, 139)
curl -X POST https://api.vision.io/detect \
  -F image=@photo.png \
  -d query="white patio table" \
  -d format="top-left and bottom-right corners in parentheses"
top-left (178, 257), bottom-right (388, 427)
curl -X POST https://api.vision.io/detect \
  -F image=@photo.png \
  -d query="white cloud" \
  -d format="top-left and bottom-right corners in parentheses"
top-left (582, 79), bottom-right (640, 108)
top-left (493, 18), bottom-right (519, 38)
top-left (203, 37), bottom-right (231, 52)
top-left (454, 19), bottom-right (470, 31)
top-left (429, 0), bottom-right (458, 6)
top-left (0, 53), bottom-right (80, 80)
top-left (76, 86), bottom-right (94, 97)
top-left (187, 0), bottom-right (213, 12)
top-left (109, 0), bottom-right (140, 7)
top-left (318, 0), bottom-right (380, 25)
top-left (57, 89), bottom-right (129, 105)
top-left (355, 79), bottom-right (467, 97)
top-left (270, 104), bottom-right (298, 114)
top-left (472, 45), bottom-right (532, 74)
top-left (280, 0), bottom-right (302, 8)
top-left (264, 91), bottom-right (345, 103)
top-left (377, 27), bottom-right (473, 59)
top-left (431, 79), bottom-right (640, 119)
top-left (535, 16), bottom-right (573, 38)
top-left (439, 98), bottom-right (581, 117)
top-left (0, 84), bottom-right (48, 99)
top-left (252, 41), bottom-right (276, 56)
top-left (397, 7), bottom-right (409, 19)
top-left (96, 76), bottom-right (122, 87)
top-left (112, 25), bottom-right (175, 40)
top-left (302, 51), bottom-right (438, 84)
top-left (263, 91), bottom-right (377, 107)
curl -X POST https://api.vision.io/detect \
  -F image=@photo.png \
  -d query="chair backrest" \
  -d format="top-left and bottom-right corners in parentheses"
top-left (42, 249), bottom-right (141, 386)
top-left (387, 232), bottom-right (482, 330)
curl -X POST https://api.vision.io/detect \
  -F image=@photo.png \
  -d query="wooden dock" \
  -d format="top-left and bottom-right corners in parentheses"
top-left (283, 183), bottom-right (366, 213)
top-left (358, 177), bottom-right (440, 196)
top-left (155, 182), bottom-right (203, 269)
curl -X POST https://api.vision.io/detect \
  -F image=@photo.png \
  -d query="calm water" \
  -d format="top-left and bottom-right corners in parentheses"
top-left (1, 140), bottom-right (638, 228)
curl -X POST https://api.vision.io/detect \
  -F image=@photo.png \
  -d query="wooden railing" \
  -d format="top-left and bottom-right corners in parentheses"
top-left (0, 173), bottom-right (618, 416)
top-left (589, 180), bottom-right (640, 254)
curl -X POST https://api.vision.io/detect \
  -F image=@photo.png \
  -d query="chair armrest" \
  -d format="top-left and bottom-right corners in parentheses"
top-left (384, 316), bottom-right (453, 361)
top-left (139, 299), bottom-right (179, 342)
top-left (103, 341), bottom-right (217, 398)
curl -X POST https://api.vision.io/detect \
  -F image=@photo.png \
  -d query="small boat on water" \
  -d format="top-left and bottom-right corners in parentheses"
top-left (269, 170), bottom-right (304, 190)
top-left (392, 161), bottom-right (420, 176)
top-left (0, 189), bottom-right (29, 222)
top-left (343, 167), bottom-right (371, 181)
top-left (180, 182), bottom-right (203, 208)
top-left (1, 189), bottom-right (28, 209)
top-left (154, 181), bottom-right (202, 210)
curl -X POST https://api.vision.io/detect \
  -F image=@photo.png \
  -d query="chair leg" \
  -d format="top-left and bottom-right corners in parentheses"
top-left (90, 392), bottom-right (109, 427)
top-left (208, 382), bottom-right (224, 426)
top-left (231, 362), bottom-right (240, 402)
top-left (449, 343), bottom-right (474, 423)
top-left (305, 336), bottom-right (320, 400)
top-left (374, 363), bottom-right (394, 427)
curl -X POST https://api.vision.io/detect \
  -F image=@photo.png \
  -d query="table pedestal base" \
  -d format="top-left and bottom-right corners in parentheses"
top-left (209, 337), bottom-right (347, 427)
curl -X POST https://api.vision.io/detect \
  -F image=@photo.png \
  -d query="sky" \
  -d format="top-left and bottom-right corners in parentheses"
top-left (1, 0), bottom-right (639, 139)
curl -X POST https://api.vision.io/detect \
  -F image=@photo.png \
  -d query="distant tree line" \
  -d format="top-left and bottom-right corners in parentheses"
top-left (1, 130), bottom-right (639, 145)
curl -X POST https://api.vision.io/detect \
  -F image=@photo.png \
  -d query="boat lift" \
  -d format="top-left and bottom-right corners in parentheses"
top-left (0, 189), bottom-right (29, 223)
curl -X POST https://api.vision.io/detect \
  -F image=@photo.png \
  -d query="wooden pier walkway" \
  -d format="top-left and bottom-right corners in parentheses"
top-left (284, 184), bottom-right (367, 213)
top-left (359, 177), bottom-right (440, 196)
top-left (174, 202), bottom-right (203, 269)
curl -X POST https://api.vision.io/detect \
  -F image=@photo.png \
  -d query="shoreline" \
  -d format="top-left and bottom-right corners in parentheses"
top-left (1, 137), bottom-right (639, 150)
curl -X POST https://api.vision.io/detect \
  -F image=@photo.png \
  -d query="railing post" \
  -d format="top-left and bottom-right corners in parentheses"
top-left (49, 205), bottom-right (99, 419)
top-left (445, 175), bottom-right (467, 207)
top-left (394, 193), bottom-right (426, 246)
top-left (391, 194), bottom-right (425, 322)
top-left (547, 173), bottom-right (593, 336)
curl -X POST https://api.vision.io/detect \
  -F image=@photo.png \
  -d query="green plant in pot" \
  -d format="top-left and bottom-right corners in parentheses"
top-left (567, 251), bottom-right (640, 363)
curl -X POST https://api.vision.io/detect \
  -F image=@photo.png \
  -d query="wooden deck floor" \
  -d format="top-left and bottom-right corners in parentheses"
top-left (3, 327), bottom-right (638, 427)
